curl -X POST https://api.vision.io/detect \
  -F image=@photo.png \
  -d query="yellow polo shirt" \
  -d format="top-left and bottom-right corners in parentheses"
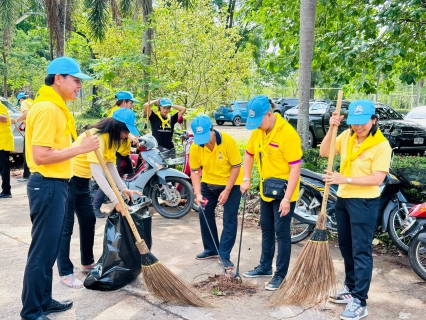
top-left (108, 106), bottom-right (131, 156)
top-left (246, 114), bottom-right (303, 202)
top-left (25, 101), bottom-right (72, 178)
top-left (190, 131), bottom-right (243, 186)
top-left (0, 103), bottom-right (14, 151)
top-left (19, 99), bottom-right (33, 124)
top-left (72, 128), bottom-right (118, 178)
top-left (336, 129), bottom-right (392, 198)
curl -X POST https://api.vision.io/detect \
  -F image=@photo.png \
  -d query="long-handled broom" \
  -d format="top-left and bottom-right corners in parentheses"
top-left (86, 131), bottom-right (211, 307)
top-left (269, 90), bottom-right (344, 306)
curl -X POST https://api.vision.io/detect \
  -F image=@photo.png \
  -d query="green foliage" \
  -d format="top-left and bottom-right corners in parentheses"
top-left (74, 116), bottom-right (100, 135)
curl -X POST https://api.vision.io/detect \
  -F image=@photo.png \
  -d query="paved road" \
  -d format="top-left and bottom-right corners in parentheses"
top-left (1, 175), bottom-right (425, 319)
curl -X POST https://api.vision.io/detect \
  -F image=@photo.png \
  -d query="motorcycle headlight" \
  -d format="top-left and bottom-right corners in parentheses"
top-left (391, 129), bottom-right (402, 136)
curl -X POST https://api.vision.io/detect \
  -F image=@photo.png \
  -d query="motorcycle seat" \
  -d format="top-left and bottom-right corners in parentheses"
top-left (301, 168), bottom-right (324, 181)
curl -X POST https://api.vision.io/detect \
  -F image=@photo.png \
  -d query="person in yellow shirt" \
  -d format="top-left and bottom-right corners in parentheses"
top-left (0, 102), bottom-right (17, 198)
top-left (21, 57), bottom-right (100, 320)
top-left (16, 92), bottom-right (33, 182)
top-left (57, 108), bottom-right (142, 288)
top-left (92, 91), bottom-right (139, 218)
top-left (240, 95), bottom-right (302, 291)
top-left (190, 115), bottom-right (243, 270)
top-left (320, 100), bottom-right (392, 320)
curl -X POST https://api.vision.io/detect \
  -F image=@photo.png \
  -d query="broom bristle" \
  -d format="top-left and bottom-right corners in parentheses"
top-left (142, 262), bottom-right (213, 307)
top-left (269, 234), bottom-right (336, 306)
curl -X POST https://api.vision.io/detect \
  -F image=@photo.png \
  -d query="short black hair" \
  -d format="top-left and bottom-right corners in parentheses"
top-left (115, 99), bottom-right (131, 106)
top-left (44, 74), bottom-right (68, 85)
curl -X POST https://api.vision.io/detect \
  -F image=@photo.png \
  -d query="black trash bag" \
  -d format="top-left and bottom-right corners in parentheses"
top-left (84, 198), bottom-right (152, 291)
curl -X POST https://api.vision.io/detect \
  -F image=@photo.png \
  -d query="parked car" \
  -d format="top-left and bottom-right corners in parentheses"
top-left (404, 106), bottom-right (426, 127)
top-left (213, 100), bottom-right (248, 126)
top-left (284, 100), bottom-right (329, 117)
top-left (274, 97), bottom-right (299, 117)
top-left (1, 97), bottom-right (24, 162)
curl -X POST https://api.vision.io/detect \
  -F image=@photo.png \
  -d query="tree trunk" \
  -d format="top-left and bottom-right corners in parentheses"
top-left (297, 0), bottom-right (317, 150)
top-left (226, 0), bottom-right (236, 29)
top-left (56, 0), bottom-right (67, 56)
top-left (141, 0), bottom-right (154, 92)
top-left (2, 51), bottom-right (7, 98)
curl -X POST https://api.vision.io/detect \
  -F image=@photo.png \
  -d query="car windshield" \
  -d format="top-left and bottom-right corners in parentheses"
top-left (405, 108), bottom-right (426, 119)
top-left (0, 97), bottom-right (19, 113)
top-left (375, 106), bottom-right (403, 120)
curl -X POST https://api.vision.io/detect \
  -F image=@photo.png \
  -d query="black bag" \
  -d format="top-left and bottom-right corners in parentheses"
top-left (84, 198), bottom-right (152, 291)
top-left (262, 178), bottom-right (288, 200)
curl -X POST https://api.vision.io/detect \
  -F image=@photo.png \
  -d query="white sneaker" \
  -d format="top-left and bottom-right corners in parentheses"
top-left (340, 298), bottom-right (368, 320)
top-left (329, 285), bottom-right (353, 304)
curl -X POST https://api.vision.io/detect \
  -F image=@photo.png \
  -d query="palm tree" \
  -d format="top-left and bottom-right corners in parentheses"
top-left (297, 0), bottom-right (317, 150)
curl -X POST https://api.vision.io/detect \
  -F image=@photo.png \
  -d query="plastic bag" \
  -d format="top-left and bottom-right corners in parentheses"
top-left (84, 198), bottom-right (152, 291)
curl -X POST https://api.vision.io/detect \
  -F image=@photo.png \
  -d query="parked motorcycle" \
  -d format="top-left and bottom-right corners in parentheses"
top-left (290, 168), bottom-right (417, 253)
top-left (403, 202), bottom-right (426, 281)
top-left (122, 134), bottom-right (195, 219)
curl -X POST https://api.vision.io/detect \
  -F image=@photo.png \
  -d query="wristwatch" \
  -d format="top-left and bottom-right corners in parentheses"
top-left (243, 177), bottom-right (250, 182)
top-left (347, 177), bottom-right (353, 184)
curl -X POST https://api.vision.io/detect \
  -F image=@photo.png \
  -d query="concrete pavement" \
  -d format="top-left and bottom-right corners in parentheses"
top-left (0, 175), bottom-right (425, 319)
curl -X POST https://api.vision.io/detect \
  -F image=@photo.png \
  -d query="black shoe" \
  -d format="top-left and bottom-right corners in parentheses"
top-left (196, 251), bottom-right (219, 260)
top-left (220, 258), bottom-right (234, 270)
top-left (0, 192), bottom-right (12, 198)
top-left (22, 315), bottom-right (50, 320)
top-left (42, 299), bottom-right (73, 315)
top-left (243, 265), bottom-right (273, 278)
top-left (94, 208), bottom-right (105, 218)
top-left (265, 275), bottom-right (284, 291)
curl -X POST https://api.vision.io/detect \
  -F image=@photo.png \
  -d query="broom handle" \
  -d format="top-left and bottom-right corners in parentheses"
top-left (145, 91), bottom-right (151, 134)
top-left (14, 123), bottom-right (25, 138)
top-left (319, 90), bottom-right (343, 217)
top-left (85, 130), bottom-right (146, 246)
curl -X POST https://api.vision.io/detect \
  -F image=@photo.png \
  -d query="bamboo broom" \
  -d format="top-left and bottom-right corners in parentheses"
top-left (269, 90), bottom-right (344, 306)
top-left (85, 130), bottom-right (211, 307)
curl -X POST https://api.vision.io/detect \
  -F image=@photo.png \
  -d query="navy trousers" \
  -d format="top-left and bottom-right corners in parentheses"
top-left (199, 183), bottom-right (241, 259)
top-left (335, 197), bottom-right (380, 307)
top-left (21, 173), bottom-right (69, 320)
top-left (259, 199), bottom-right (295, 278)
top-left (57, 176), bottom-right (96, 276)
top-left (0, 150), bottom-right (11, 194)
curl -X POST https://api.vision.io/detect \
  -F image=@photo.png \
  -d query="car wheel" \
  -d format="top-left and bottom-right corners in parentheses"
top-left (232, 116), bottom-right (241, 126)
top-left (308, 130), bottom-right (317, 148)
top-left (216, 120), bottom-right (225, 125)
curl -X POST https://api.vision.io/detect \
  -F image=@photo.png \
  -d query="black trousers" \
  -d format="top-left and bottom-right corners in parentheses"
top-left (57, 176), bottom-right (96, 276)
top-left (21, 173), bottom-right (69, 320)
top-left (335, 197), bottom-right (380, 307)
top-left (0, 150), bottom-right (11, 194)
top-left (259, 199), bottom-right (295, 278)
top-left (23, 136), bottom-right (30, 179)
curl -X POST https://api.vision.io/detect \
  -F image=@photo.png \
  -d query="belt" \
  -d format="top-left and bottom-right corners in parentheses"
top-left (31, 172), bottom-right (71, 183)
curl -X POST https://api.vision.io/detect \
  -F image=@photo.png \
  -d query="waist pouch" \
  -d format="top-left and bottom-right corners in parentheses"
top-left (263, 178), bottom-right (288, 200)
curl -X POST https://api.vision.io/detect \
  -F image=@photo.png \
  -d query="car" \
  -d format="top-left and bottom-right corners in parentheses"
top-left (274, 97), bottom-right (299, 117)
top-left (213, 100), bottom-right (248, 126)
top-left (404, 106), bottom-right (426, 127)
top-left (1, 97), bottom-right (24, 162)
top-left (284, 100), bottom-right (329, 118)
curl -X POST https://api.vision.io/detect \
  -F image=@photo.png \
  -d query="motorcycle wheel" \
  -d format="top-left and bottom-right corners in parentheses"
top-left (388, 203), bottom-right (414, 253)
top-left (151, 177), bottom-right (194, 219)
top-left (291, 195), bottom-right (316, 244)
top-left (408, 232), bottom-right (426, 281)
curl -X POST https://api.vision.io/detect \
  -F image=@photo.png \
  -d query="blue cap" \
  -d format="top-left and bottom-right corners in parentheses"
top-left (112, 108), bottom-right (140, 136)
top-left (17, 93), bottom-right (27, 100)
top-left (191, 115), bottom-right (212, 145)
top-left (246, 95), bottom-right (271, 130)
top-left (347, 100), bottom-right (375, 125)
top-left (115, 91), bottom-right (139, 103)
top-left (46, 57), bottom-right (93, 80)
top-left (159, 97), bottom-right (173, 107)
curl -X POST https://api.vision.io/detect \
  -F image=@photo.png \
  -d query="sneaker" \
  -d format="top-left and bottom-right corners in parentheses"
top-left (0, 192), bottom-right (12, 198)
top-left (196, 251), bottom-right (219, 260)
top-left (220, 258), bottom-right (234, 270)
top-left (329, 285), bottom-right (353, 304)
top-left (94, 208), bottom-right (105, 218)
top-left (340, 298), bottom-right (368, 320)
top-left (265, 275), bottom-right (284, 291)
top-left (17, 178), bottom-right (28, 182)
top-left (242, 265), bottom-right (273, 278)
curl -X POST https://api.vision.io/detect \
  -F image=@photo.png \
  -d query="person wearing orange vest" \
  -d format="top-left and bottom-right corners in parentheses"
top-left (16, 92), bottom-right (33, 182)
top-left (0, 102), bottom-right (17, 198)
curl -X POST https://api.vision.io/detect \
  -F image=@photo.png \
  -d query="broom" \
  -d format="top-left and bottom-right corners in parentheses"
top-left (86, 130), bottom-right (211, 307)
top-left (269, 90), bottom-right (344, 306)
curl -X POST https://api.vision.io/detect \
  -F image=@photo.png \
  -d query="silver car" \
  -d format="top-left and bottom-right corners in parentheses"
top-left (0, 97), bottom-right (24, 161)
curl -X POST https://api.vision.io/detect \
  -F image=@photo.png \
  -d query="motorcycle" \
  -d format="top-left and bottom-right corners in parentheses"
top-left (122, 134), bottom-right (195, 219)
top-left (290, 167), bottom-right (418, 253)
top-left (403, 202), bottom-right (426, 281)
